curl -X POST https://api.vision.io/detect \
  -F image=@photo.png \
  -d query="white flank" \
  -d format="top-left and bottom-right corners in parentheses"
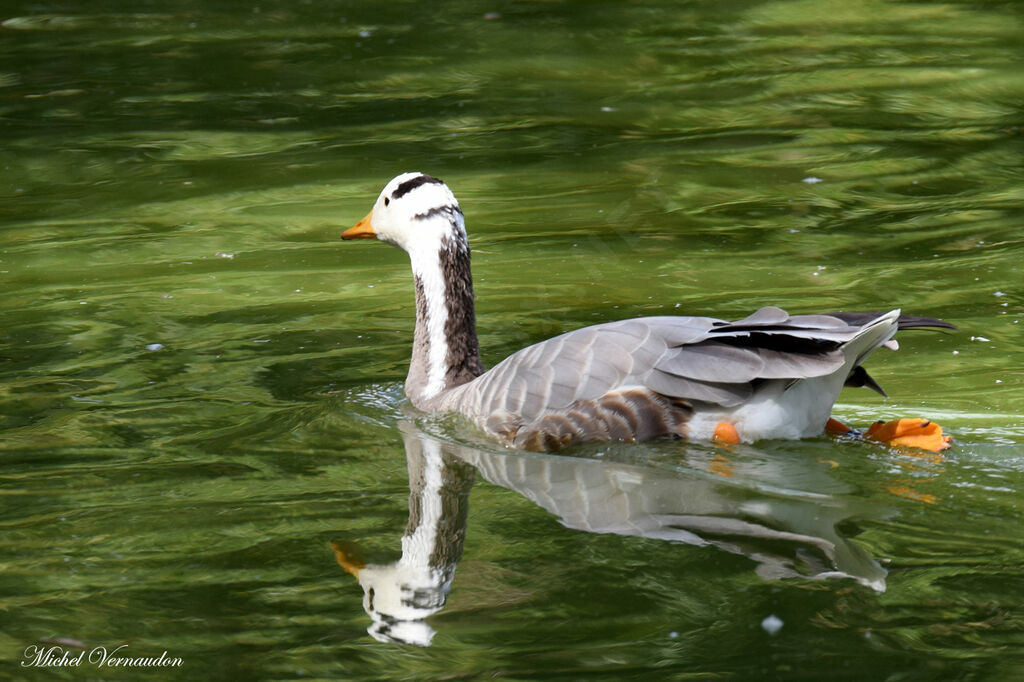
top-left (688, 310), bottom-right (901, 442)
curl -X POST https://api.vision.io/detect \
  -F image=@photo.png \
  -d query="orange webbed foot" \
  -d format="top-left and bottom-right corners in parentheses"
top-left (825, 417), bottom-right (854, 435)
top-left (713, 422), bottom-right (740, 445)
top-left (864, 418), bottom-right (952, 453)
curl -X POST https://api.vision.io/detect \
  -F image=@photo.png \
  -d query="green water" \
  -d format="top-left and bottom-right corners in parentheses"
top-left (2, 0), bottom-right (1022, 679)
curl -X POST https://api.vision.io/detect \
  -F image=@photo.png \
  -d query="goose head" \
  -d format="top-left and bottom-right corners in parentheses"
top-left (342, 172), bottom-right (467, 255)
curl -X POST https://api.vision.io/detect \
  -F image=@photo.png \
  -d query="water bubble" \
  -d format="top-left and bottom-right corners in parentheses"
top-left (761, 614), bottom-right (783, 635)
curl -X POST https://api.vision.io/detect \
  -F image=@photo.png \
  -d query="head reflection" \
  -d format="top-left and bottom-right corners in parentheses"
top-left (332, 426), bottom-right (474, 647)
top-left (333, 421), bottom-right (888, 646)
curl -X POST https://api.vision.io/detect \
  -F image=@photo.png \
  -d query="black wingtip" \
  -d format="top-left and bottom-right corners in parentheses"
top-left (895, 314), bottom-right (958, 331)
top-left (845, 365), bottom-right (889, 397)
top-left (826, 311), bottom-right (957, 332)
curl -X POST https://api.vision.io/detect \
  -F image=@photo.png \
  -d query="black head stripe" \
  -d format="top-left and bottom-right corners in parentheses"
top-left (414, 205), bottom-right (462, 222)
top-left (392, 174), bottom-right (444, 200)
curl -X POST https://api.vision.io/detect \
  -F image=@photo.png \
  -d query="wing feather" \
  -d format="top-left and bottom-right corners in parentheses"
top-left (453, 306), bottom-right (935, 420)
top-left (644, 368), bottom-right (753, 406)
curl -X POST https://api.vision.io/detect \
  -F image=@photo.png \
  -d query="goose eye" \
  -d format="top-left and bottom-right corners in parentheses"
top-left (384, 197), bottom-right (390, 206)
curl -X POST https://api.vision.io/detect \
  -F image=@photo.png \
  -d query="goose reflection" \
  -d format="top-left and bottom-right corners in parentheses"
top-left (333, 420), bottom-right (888, 646)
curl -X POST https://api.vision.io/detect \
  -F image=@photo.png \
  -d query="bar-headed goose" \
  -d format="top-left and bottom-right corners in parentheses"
top-left (342, 172), bottom-right (955, 452)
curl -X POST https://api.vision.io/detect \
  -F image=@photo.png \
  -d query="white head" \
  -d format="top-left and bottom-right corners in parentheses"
top-left (342, 172), bottom-right (466, 254)
top-left (354, 562), bottom-right (449, 647)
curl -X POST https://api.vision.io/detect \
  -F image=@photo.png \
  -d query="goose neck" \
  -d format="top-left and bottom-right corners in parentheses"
top-left (406, 236), bottom-right (484, 408)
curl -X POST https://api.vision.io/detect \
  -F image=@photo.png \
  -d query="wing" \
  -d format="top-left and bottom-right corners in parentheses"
top-left (645, 307), bottom-right (860, 407)
top-left (459, 315), bottom-right (714, 421)
top-left (456, 306), bottom-right (897, 418)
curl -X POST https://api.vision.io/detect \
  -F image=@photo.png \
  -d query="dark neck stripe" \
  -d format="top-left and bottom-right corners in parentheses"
top-left (392, 174), bottom-right (444, 200)
top-left (439, 236), bottom-right (484, 386)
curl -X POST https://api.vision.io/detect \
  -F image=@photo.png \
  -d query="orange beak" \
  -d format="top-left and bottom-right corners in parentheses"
top-left (341, 210), bottom-right (376, 240)
top-left (330, 540), bottom-right (366, 577)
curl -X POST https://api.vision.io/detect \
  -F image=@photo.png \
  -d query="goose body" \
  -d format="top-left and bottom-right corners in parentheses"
top-left (343, 173), bottom-right (954, 452)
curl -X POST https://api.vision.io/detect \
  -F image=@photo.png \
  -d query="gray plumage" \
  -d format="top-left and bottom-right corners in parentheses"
top-left (437, 307), bottom-right (947, 449)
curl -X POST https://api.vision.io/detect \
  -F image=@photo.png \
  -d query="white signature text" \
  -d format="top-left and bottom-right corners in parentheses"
top-left (22, 644), bottom-right (183, 668)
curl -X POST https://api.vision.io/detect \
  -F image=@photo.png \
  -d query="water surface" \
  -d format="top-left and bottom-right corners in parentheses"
top-left (1, 0), bottom-right (1022, 679)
